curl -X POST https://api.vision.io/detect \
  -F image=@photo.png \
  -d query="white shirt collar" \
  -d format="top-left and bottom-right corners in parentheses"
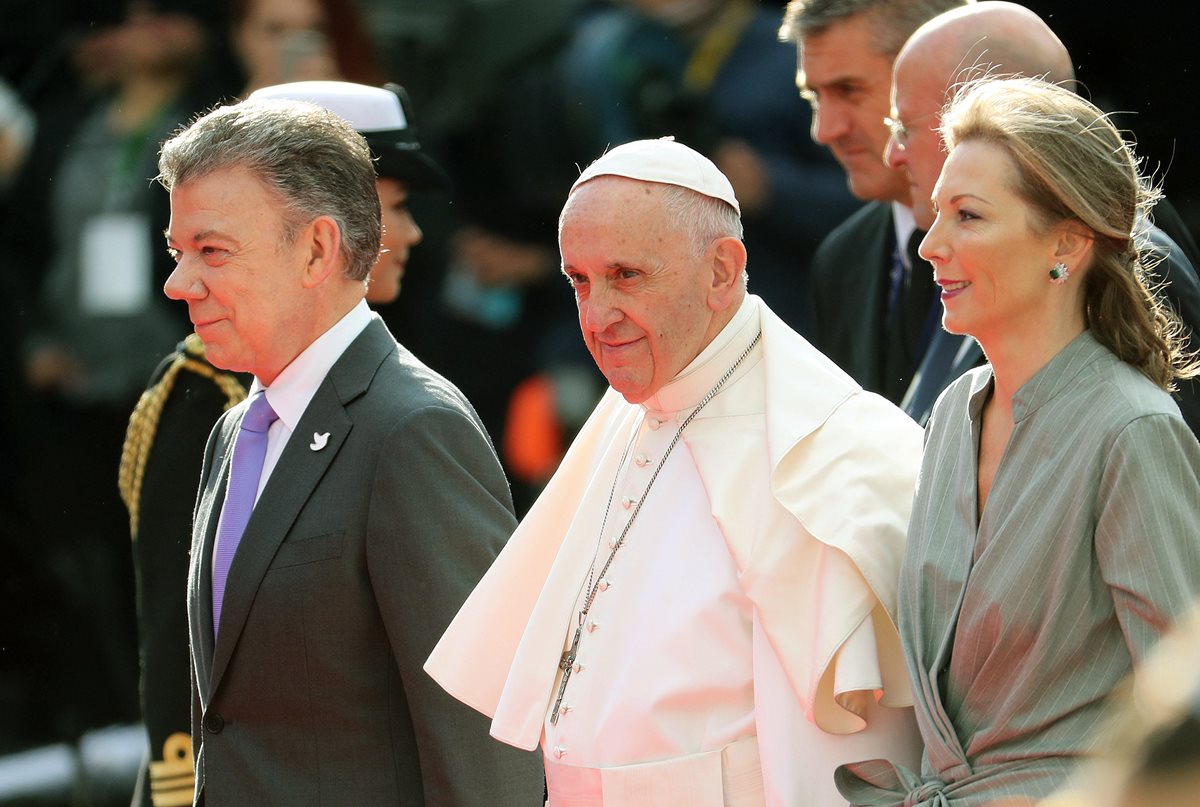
top-left (249, 299), bottom-right (373, 431)
top-left (891, 201), bottom-right (917, 271)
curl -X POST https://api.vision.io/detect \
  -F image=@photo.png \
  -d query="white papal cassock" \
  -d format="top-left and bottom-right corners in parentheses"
top-left (426, 295), bottom-right (926, 806)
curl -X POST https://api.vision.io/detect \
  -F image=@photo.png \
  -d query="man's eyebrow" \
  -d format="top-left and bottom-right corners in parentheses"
top-left (162, 228), bottom-right (233, 243)
top-left (826, 76), bottom-right (865, 91)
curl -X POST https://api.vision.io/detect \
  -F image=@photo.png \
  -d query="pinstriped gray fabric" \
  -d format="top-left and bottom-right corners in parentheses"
top-left (839, 330), bottom-right (1200, 807)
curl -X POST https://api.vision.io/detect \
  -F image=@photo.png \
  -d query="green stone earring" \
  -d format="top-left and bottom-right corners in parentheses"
top-left (1049, 262), bottom-right (1070, 284)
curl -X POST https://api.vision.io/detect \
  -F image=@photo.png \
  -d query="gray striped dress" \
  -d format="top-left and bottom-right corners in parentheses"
top-left (837, 330), bottom-right (1200, 806)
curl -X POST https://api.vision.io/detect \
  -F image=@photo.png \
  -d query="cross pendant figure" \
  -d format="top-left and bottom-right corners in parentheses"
top-left (549, 625), bottom-right (583, 725)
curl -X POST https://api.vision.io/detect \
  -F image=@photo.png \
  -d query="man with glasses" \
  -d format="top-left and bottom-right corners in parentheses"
top-left (886, 0), bottom-right (1200, 430)
top-left (778, 0), bottom-right (968, 407)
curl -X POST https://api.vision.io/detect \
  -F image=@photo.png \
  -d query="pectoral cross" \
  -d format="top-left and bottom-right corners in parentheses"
top-left (549, 625), bottom-right (583, 725)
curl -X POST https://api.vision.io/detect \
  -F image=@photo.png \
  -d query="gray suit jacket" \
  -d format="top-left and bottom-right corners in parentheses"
top-left (187, 316), bottom-right (543, 806)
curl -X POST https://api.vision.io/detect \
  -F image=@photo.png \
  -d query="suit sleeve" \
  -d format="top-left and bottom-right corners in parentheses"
top-left (807, 238), bottom-right (838, 359)
top-left (1096, 413), bottom-right (1200, 663)
top-left (366, 403), bottom-right (544, 807)
top-left (1144, 226), bottom-right (1200, 436)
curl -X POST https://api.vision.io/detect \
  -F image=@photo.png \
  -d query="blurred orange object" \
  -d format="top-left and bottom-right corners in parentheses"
top-left (504, 374), bottom-right (564, 484)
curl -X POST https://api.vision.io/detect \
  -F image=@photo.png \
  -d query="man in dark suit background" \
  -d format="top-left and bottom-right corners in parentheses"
top-left (158, 96), bottom-right (542, 805)
top-left (778, 0), bottom-right (967, 404)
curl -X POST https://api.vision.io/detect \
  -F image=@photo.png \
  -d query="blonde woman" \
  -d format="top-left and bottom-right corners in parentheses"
top-left (838, 76), bottom-right (1200, 806)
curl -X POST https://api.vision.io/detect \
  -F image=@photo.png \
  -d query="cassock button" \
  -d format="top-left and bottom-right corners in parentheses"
top-left (621, 495), bottom-right (635, 510)
top-left (634, 453), bottom-right (650, 467)
top-left (572, 661), bottom-right (584, 674)
top-left (204, 713), bottom-right (225, 734)
top-left (647, 416), bottom-right (663, 430)
top-left (598, 578), bottom-right (610, 592)
top-left (554, 745), bottom-right (567, 759)
top-left (586, 620), bottom-right (599, 633)
top-left (559, 704), bottom-right (573, 717)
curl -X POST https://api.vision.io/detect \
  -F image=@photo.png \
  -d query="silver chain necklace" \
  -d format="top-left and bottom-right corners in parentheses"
top-left (550, 327), bottom-right (762, 725)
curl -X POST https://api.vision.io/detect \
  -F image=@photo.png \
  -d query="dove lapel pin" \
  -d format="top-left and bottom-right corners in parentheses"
top-left (310, 432), bottom-right (330, 451)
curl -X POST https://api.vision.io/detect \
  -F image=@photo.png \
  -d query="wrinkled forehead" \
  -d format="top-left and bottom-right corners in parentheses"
top-left (561, 175), bottom-right (663, 225)
top-left (570, 173), bottom-right (665, 201)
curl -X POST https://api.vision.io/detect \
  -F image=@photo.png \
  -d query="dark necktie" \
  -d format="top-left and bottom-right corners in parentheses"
top-left (212, 391), bottom-right (279, 641)
top-left (882, 230), bottom-right (933, 402)
top-left (902, 229), bottom-right (938, 359)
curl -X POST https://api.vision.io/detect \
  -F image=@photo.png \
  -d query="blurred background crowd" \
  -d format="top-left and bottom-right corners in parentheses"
top-left (0, 0), bottom-right (1196, 804)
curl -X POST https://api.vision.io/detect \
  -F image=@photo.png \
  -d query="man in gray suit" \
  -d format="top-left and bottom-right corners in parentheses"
top-left (159, 97), bottom-right (543, 805)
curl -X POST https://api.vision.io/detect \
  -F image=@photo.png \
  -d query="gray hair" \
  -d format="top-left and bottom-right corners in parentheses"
top-left (780, 0), bottom-right (972, 58)
top-left (657, 184), bottom-right (744, 260)
top-left (157, 99), bottom-right (382, 282)
top-left (559, 179), bottom-right (743, 253)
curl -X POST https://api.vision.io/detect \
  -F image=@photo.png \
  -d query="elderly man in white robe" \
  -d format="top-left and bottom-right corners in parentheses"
top-left (426, 137), bottom-right (924, 806)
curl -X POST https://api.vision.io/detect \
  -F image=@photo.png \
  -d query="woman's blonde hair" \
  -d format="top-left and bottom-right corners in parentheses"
top-left (940, 76), bottom-right (1197, 388)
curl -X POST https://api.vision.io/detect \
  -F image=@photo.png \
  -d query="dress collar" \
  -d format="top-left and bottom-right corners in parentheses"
top-left (967, 330), bottom-right (1109, 423)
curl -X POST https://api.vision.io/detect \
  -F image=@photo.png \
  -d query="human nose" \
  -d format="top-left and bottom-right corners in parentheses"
top-left (917, 221), bottom-right (946, 266)
top-left (402, 211), bottom-right (422, 246)
top-left (811, 102), bottom-right (847, 146)
top-left (580, 285), bottom-right (621, 333)
top-left (884, 131), bottom-right (906, 170)
top-left (164, 258), bottom-right (204, 302)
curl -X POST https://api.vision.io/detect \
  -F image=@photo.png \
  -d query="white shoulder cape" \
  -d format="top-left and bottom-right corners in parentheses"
top-left (426, 297), bottom-right (923, 751)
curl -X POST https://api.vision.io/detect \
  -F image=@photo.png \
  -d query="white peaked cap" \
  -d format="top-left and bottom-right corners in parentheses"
top-left (247, 80), bottom-right (448, 190)
top-left (571, 136), bottom-right (740, 215)
top-left (249, 80), bottom-right (408, 132)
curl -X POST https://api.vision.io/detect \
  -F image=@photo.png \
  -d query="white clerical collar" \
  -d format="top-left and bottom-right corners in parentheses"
top-left (643, 293), bottom-right (759, 414)
top-left (250, 299), bottom-right (373, 432)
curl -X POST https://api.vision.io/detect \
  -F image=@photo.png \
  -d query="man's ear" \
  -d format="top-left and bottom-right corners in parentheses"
top-left (707, 236), bottom-right (747, 311)
top-left (301, 215), bottom-right (343, 289)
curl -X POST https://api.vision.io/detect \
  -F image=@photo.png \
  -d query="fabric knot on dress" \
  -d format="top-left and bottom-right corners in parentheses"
top-left (904, 781), bottom-right (951, 806)
top-left (835, 758), bottom-right (956, 807)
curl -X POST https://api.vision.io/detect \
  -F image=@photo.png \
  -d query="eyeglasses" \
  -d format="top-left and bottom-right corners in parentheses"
top-left (883, 115), bottom-right (912, 150)
top-left (884, 112), bottom-right (936, 151)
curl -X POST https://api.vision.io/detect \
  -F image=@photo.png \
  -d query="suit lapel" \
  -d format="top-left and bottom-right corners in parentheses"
top-left (207, 318), bottom-right (396, 694)
top-left (190, 412), bottom-right (239, 701)
top-left (901, 332), bottom-right (984, 426)
top-left (852, 204), bottom-right (896, 388)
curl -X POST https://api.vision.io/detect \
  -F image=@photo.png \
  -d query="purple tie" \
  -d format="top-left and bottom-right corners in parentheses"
top-left (212, 391), bottom-right (278, 641)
